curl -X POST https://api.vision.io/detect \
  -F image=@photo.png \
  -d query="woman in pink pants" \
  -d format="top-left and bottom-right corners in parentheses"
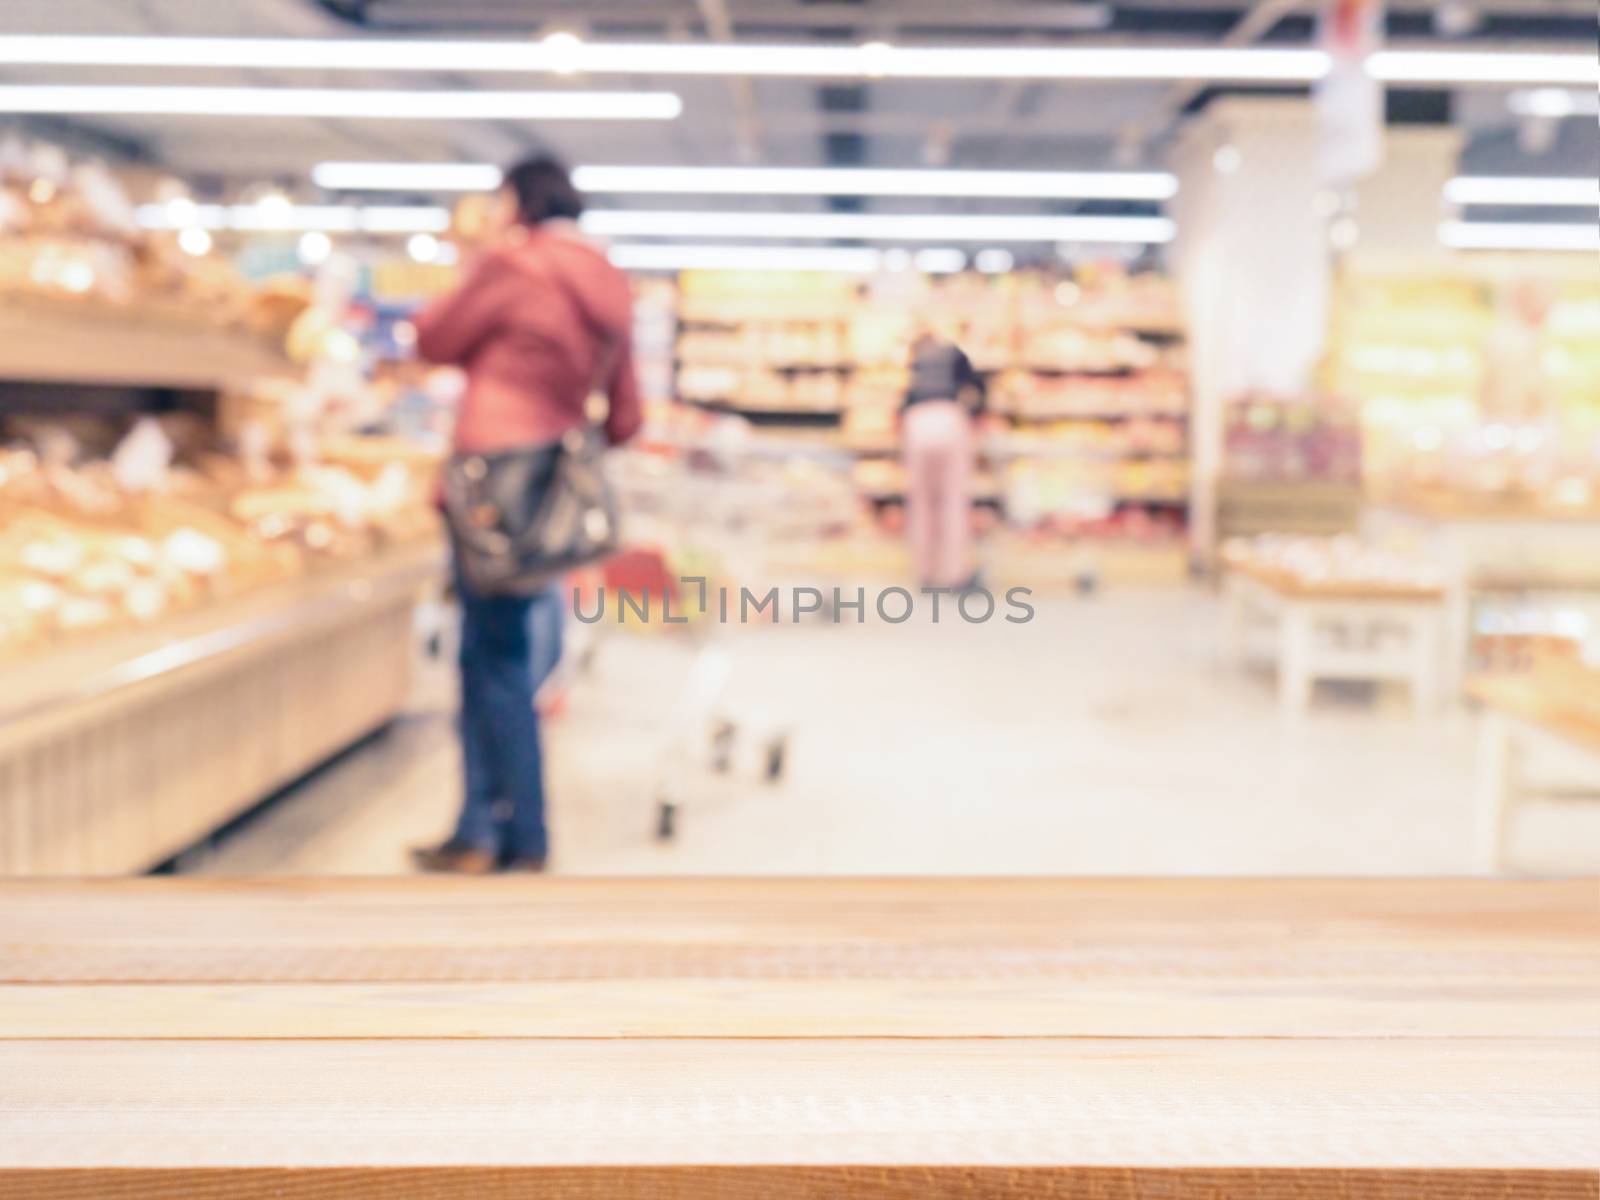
top-left (901, 330), bottom-right (987, 589)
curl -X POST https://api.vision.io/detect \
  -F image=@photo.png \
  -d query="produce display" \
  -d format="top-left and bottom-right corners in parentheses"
top-left (1222, 394), bottom-right (1362, 484)
top-left (672, 266), bottom-right (1189, 543)
top-left (0, 431), bottom-right (438, 660)
top-left (1324, 272), bottom-right (1600, 513)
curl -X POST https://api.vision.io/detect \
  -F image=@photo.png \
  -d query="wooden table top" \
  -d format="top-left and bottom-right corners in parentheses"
top-left (1470, 669), bottom-right (1600, 755)
top-left (1224, 557), bottom-right (1445, 603)
top-left (1, 877), bottom-right (1596, 1199)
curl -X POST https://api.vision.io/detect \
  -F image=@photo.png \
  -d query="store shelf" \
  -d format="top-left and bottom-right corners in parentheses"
top-left (0, 295), bottom-right (294, 390)
top-left (0, 540), bottom-right (443, 874)
top-left (680, 397), bottom-right (844, 427)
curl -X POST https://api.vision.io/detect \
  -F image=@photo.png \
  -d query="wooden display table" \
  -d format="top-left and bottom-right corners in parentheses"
top-left (1221, 557), bottom-right (1445, 713)
top-left (1469, 663), bottom-right (1600, 871)
top-left (1, 877), bottom-right (1595, 1198)
top-left (1364, 498), bottom-right (1600, 698)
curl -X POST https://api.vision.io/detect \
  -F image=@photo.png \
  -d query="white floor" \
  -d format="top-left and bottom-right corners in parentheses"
top-left (189, 585), bottom-right (1600, 877)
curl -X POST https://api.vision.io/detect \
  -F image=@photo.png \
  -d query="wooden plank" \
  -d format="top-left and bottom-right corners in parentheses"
top-left (3, 878), bottom-right (1593, 983)
top-left (2, 876), bottom-right (1593, 944)
top-left (1, 1038), bottom-right (1595, 1172)
top-left (2, 1167), bottom-right (1595, 1200)
top-left (4, 974), bottom-right (1595, 1039)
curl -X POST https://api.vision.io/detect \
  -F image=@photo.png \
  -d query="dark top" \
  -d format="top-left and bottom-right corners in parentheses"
top-left (903, 337), bottom-right (986, 415)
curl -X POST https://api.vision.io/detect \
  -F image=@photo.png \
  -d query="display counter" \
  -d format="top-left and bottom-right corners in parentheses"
top-left (0, 877), bottom-right (1593, 1197)
top-left (0, 539), bottom-right (443, 874)
top-left (1364, 498), bottom-right (1600, 696)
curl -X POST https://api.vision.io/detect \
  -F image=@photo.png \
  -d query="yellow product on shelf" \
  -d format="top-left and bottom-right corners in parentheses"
top-left (848, 312), bottom-right (912, 365)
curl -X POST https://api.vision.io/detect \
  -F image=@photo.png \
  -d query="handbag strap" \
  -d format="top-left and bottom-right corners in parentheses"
top-left (545, 260), bottom-right (623, 432)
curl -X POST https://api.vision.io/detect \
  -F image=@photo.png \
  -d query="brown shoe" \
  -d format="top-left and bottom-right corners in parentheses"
top-left (410, 841), bottom-right (498, 874)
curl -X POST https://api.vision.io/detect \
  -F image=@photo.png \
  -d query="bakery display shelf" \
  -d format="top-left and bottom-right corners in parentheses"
top-left (0, 296), bottom-right (295, 390)
top-left (0, 538), bottom-right (444, 875)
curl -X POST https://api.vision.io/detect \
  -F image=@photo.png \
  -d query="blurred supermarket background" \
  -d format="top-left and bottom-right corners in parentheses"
top-left (0, 0), bottom-right (1596, 877)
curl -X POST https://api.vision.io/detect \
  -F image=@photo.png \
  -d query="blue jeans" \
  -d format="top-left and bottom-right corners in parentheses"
top-left (452, 574), bottom-right (564, 862)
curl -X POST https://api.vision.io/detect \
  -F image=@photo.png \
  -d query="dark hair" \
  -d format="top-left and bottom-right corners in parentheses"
top-left (502, 155), bottom-right (584, 225)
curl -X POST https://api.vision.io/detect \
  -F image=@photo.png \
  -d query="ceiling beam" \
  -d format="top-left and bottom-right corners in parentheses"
top-left (1118, 0), bottom-right (1304, 159)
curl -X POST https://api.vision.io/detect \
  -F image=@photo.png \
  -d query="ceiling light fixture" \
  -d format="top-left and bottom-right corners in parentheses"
top-left (406, 233), bottom-right (442, 263)
top-left (313, 162), bottom-right (505, 191)
top-left (571, 165), bottom-right (1179, 200)
top-left (1438, 220), bottom-right (1600, 252)
top-left (1, 35), bottom-right (1591, 85)
top-left (1507, 88), bottom-right (1599, 119)
top-left (310, 163), bottom-right (1177, 201)
top-left (974, 248), bottom-right (1016, 274)
top-left (135, 202), bottom-right (451, 234)
top-left (297, 231), bottom-right (333, 265)
top-left (543, 29), bottom-right (585, 76)
top-left (913, 248), bottom-right (967, 274)
top-left (1443, 176), bottom-right (1600, 207)
top-left (1368, 50), bottom-right (1595, 86)
top-left (0, 84), bottom-right (683, 121)
top-left (0, 35), bottom-right (1321, 79)
top-left (580, 210), bottom-right (1175, 244)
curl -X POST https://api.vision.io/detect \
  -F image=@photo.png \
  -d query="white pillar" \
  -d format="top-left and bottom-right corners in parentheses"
top-left (1169, 98), bottom-right (1332, 567)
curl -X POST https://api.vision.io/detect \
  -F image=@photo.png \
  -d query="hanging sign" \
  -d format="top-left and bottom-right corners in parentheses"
top-left (1316, 0), bottom-right (1386, 184)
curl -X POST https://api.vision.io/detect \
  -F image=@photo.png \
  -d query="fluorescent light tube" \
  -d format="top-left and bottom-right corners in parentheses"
top-left (571, 165), bottom-right (1178, 200)
top-left (0, 85), bottom-right (682, 120)
top-left (2, 35), bottom-right (1589, 85)
top-left (913, 248), bottom-right (968, 274)
top-left (1508, 88), bottom-right (1600, 119)
top-left (1439, 221), bottom-right (1600, 252)
top-left (313, 162), bottom-right (1179, 202)
top-left (1370, 50), bottom-right (1597, 86)
top-left (136, 202), bottom-right (451, 233)
top-left (313, 162), bottom-right (506, 191)
top-left (581, 210), bottom-right (1175, 244)
top-left (1443, 176), bottom-right (1600, 207)
top-left (0, 35), bottom-right (1325, 80)
top-left (607, 244), bottom-right (888, 273)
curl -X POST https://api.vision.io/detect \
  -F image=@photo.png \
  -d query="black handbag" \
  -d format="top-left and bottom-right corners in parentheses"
top-left (443, 275), bottom-right (622, 597)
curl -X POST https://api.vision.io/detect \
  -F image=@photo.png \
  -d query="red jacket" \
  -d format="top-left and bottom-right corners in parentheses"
top-left (415, 224), bottom-right (643, 452)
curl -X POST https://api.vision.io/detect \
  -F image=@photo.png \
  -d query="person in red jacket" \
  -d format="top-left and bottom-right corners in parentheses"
top-left (410, 156), bottom-right (642, 874)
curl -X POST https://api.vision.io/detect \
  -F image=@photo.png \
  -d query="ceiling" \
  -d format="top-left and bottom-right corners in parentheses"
top-left (0, 0), bottom-right (1593, 226)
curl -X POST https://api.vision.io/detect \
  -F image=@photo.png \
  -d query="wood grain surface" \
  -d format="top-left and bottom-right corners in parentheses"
top-left (0, 877), bottom-right (1596, 1198)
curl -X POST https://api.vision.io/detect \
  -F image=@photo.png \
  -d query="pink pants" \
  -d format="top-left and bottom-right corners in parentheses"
top-left (902, 400), bottom-right (973, 588)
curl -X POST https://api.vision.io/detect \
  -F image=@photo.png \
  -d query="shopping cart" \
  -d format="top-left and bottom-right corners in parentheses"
top-left (571, 414), bottom-right (857, 841)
